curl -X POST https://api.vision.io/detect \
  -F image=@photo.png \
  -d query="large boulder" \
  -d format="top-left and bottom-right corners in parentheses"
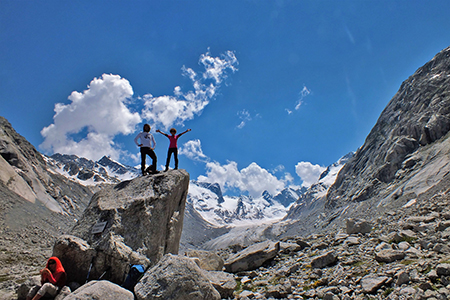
top-left (53, 170), bottom-right (190, 285)
top-left (224, 240), bottom-right (280, 273)
top-left (134, 254), bottom-right (221, 300)
top-left (63, 280), bottom-right (134, 300)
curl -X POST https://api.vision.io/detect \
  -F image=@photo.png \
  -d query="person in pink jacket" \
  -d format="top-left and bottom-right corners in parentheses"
top-left (156, 128), bottom-right (191, 171)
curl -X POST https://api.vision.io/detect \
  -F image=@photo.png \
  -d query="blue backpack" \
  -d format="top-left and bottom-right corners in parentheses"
top-left (122, 264), bottom-right (145, 291)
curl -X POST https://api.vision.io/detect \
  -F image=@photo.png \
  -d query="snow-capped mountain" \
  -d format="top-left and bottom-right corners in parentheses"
top-left (285, 152), bottom-right (354, 220)
top-left (188, 180), bottom-right (303, 226)
top-left (45, 153), bottom-right (140, 185)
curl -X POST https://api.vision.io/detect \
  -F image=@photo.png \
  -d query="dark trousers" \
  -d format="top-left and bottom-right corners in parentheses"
top-left (166, 148), bottom-right (178, 169)
top-left (140, 147), bottom-right (157, 174)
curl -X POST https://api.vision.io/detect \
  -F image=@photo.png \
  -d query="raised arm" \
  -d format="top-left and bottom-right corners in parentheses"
top-left (178, 128), bottom-right (191, 137)
top-left (156, 129), bottom-right (169, 137)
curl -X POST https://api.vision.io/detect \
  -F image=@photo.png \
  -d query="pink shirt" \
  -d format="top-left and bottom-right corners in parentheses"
top-left (168, 135), bottom-right (180, 148)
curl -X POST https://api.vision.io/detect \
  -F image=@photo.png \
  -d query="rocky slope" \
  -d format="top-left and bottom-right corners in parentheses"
top-left (0, 117), bottom-right (93, 214)
top-left (327, 46), bottom-right (450, 207)
top-left (0, 116), bottom-right (95, 299)
top-left (278, 46), bottom-right (450, 240)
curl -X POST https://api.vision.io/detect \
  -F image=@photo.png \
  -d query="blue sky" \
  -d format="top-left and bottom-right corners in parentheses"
top-left (2, 1), bottom-right (450, 198)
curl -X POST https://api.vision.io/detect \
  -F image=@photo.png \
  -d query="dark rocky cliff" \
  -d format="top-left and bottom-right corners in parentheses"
top-left (327, 46), bottom-right (450, 207)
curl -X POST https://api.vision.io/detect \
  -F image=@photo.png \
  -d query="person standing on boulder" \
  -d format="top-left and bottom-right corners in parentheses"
top-left (156, 128), bottom-right (191, 171)
top-left (26, 257), bottom-right (66, 300)
top-left (134, 124), bottom-right (158, 175)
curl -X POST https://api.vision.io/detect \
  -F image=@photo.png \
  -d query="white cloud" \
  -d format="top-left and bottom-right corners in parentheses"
top-left (40, 50), bottom-right (238, 161)
top-left (236, 109), bottom-right (251, 129)
top-left (295, 85), bottom-right (311, 110)
top-left (198, 161), bottom-right (285, 198)
top-left (200, 50), bottom-right (238, 84)
top-left (178, 139), bottom-right (208, 162)
top-left (142, 49), bottom-right (238, 130)
top-left (295, 161), bottom-right (326, 187)
top-left (40, 74), bottom-right (141, 161)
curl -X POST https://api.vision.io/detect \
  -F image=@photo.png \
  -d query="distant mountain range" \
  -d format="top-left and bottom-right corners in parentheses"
top-left (44, 152), bottom-right (351, 227)
top-left (45, 153), bottom-right (140, 185)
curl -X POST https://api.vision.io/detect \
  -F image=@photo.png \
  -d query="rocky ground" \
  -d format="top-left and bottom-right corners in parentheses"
top-left (213, 189), bottom-right (450, 300)
top-left (2, 182), bottom-right (450, 299)
top-left (0, 184), bottom-right (78, 300)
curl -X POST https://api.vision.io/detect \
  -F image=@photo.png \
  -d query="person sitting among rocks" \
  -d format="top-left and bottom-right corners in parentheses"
top-left (26, 256), bottom-right (66, 300)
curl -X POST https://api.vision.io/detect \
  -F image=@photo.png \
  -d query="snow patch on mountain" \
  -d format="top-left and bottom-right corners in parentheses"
top-left (44, 153), bottom-right (139, 186)
top-left (188, 180), bottom-right (302, 227)
top-left (286, 152), bottom-right (354, 219)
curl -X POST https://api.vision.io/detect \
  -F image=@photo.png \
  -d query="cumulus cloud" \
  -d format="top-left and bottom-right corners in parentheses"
top-left (141, 49), bottom-right (238, 130)
top-left (40, 74), bottom-right (141, 161)
top-left (198, 161), bottom-right (285, 198)
top-left (178, 139), bottom-right (208, 162)
top-left (40, 50), bottom-right (238, 162)
top-left (295, 161), bottom-right (326, 187)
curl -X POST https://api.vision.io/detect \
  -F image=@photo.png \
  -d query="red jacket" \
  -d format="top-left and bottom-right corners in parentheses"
top-left (42, 256), bottom-right (66, 288)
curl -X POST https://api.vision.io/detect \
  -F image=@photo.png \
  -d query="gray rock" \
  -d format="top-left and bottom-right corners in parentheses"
top-left (16, 276), bottom-right (40, 300)
top-left (435, 220), bottom-right (450, 231)
top-left (53, 286), bottom-right (71, 300)
top-left (390, 230), bottom-right (417, 243)
top-left (442, 227), bottom-right (450, 238)
top-left (202, 270), bottom-right (236, 299)
top-left (294, 238), bottom-right (311, 249)
top-left (398, 241), bottom-right (411, 250)
top-left (436, 263), bottom-right (450, 276)
top-left (279, 241), bottom-right (303, 254)
top-left (54, 171), bottom-right (189, 284)
top-left (335, 232), bottom-right (349, 241)
top-left (224, 240), bottom-right (280, 273)
top-left (264, 279), bottom-right (291, 298)
top-left (396, 270), bottom-right (410, 286)
top-left (311, 251), bottom-right (337, 268)
top-left (375, 249), bottom-right (405, 263)
top-left (433, 243), bottom-right (450, 253)
top-left (344, 236), bottom-right (360, 246)
top-left (64, 280), bottom-right (133, 300)
top-left (184, 250), bottom-right (224, 271)
top-left (407, 214), bottom-right (438, 223)
top-left (135, 254), bottom-right (221, 300)
top-left (375, 242), bottom-right (392, 251)
top-left (346, 218), bottom-right (372, 234)
top-left (361, 275), bottom-right (389, 293)
top-left (405, 246), bottom-right (423, 258)
top-left (52, 235), bottom-right (96, 284)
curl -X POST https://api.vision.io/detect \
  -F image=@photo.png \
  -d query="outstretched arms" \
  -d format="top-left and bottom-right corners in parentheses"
top-left (178, 128), bottom-right (191, 137)
top-left (156, 129), bottom-right (191, 137)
